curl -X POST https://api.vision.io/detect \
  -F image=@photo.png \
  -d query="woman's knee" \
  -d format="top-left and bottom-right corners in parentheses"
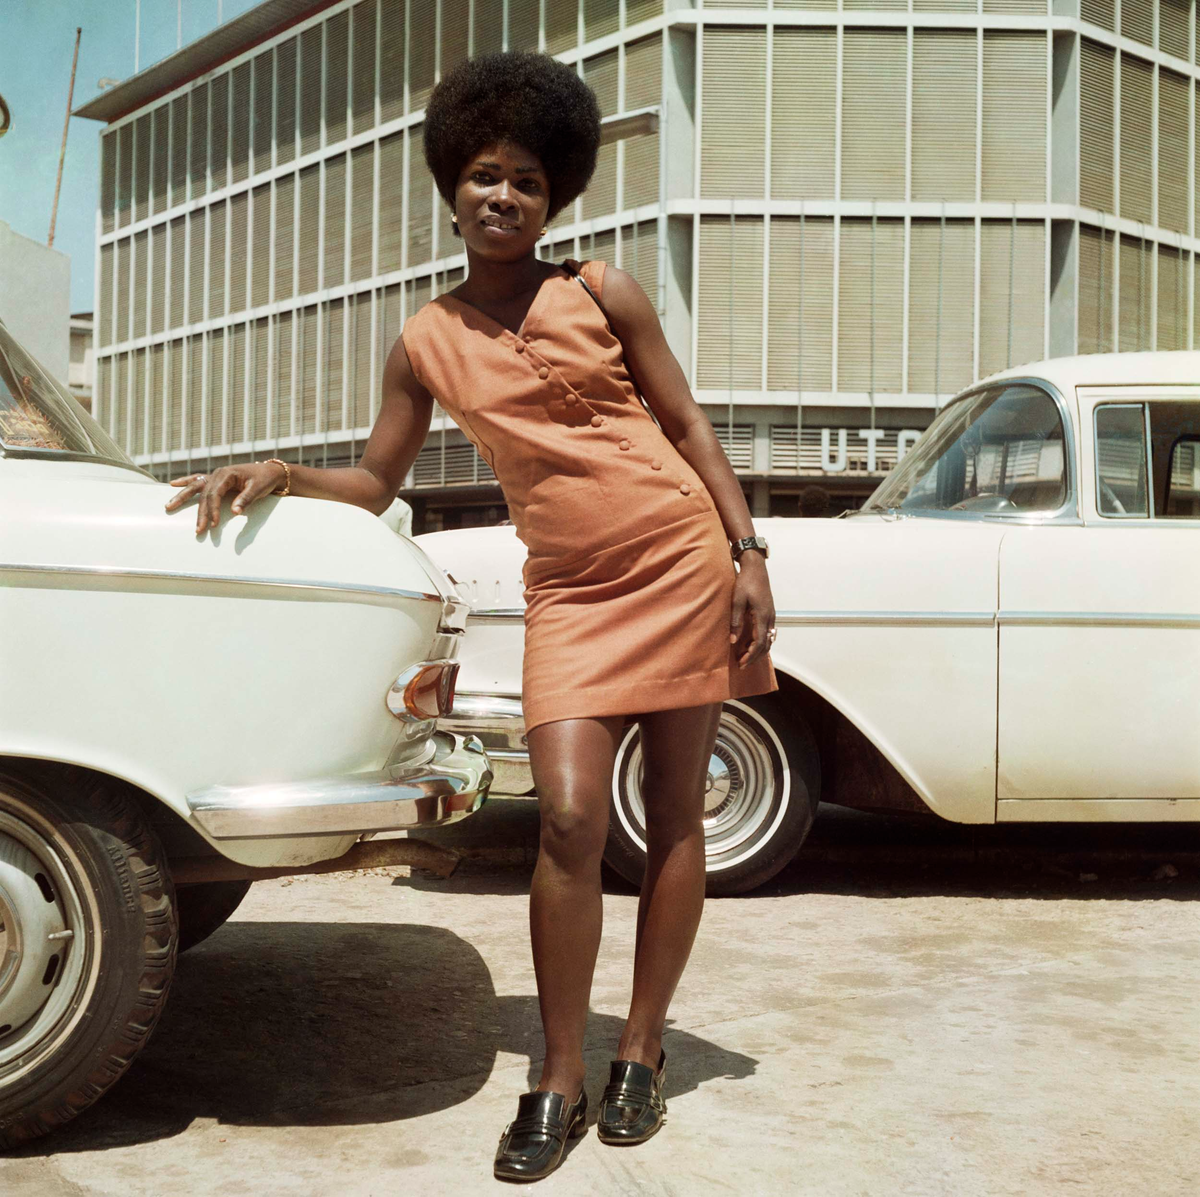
top-left (538, 795), bottom-right (609, 866)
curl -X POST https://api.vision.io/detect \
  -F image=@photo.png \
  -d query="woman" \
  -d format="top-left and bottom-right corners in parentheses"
top-left (166, 51), bottom-right (778, 1183)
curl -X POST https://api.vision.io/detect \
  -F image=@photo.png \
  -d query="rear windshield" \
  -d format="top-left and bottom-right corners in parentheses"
top-left (0, 320), bottom-right (139, 470)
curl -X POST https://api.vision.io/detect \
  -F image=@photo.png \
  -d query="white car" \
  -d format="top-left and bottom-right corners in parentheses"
top-left (0, 317), bottom-right (492, 1147)
top-left (418, 351), bottom-right (1200, 896)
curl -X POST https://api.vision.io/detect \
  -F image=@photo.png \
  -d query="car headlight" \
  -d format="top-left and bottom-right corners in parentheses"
top-left (387, 659), bottom-right (460, 722)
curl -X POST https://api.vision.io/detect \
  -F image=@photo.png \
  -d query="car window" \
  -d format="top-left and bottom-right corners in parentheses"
top-left (1165, 438), bottom-right (1200, 517)
top-left (1095, 404), bottom-right (1149, 517)
top-left (865, 384), bottom-right (1067, 516)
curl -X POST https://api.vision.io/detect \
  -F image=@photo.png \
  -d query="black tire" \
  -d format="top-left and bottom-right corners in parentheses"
top-left (176, 880), bottom-right (252, 953)
top-left (605, 694), bottom-right (821, 897)
top-left (0, 767), bottom-right (178, 1150)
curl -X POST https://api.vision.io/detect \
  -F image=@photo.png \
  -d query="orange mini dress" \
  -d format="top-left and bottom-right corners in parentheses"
top-left (401, 257), bottom-right (778, 735)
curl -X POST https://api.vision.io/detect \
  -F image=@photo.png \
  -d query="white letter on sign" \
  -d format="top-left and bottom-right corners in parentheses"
top-left (821, 428), bottom-right (847, 472)
top-left (857, 428), bottom-right (883, 473)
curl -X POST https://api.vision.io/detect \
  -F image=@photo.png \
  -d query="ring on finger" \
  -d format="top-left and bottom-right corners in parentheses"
top-left (194, 474), bottom-right (208, 485)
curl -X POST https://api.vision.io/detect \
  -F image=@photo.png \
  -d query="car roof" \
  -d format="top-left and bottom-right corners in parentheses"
top-left (972, 350), bottom-right (1200, 398)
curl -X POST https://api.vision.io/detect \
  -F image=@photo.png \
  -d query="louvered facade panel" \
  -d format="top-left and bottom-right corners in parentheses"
top-left (443, 0), bottom-right (470, 69)
top-left (299, 303), bottom-right (319, 433)
top-left (912, 0), bottom-right (976, 10)
top-left (1118, 235), bottom-right (1151, 349)
top-left (436, 183), bottom-right (457, 261)
top-left (324, 300), bottom-right (346, 431)
top-left (150, 110), bottom-right (168, 216)
top-left (134, 115), bottom-right (150, 223)
top-left (378, 133), bottom-right (404, 273)
top-left (231, 63), bottom-right (251, 185)
top-left (275, 173), bottom-right (296, 301)
top-left (1159, 69), bottom-right (1189, 232)
top-left (350, 292), bottom-right (373, 429)
top-left (1193, 257), bottom-right (1200, 349)
top-left (250, 184), bottom-right (272, 309)
top-left (545, 0), bottom-right (577, 55)
top-left (188, 334), bottom-right (205, 452)
top-left (116, 237), bottom-right (130, 345)
top-left (326, 10), bottom-right (350, 145)
top-left (408, 125), bottom-right (434, 265)
top-left (169, 97), bottom-right (188, 204)
top-left (711, 423), bottom-right (754, 470)
top-left (299, 26), bottom-right (323, 157)
top-left (771, 28), bottom-right (835, 202)
top-left (701, 27), bottom-right (766, 201)
top-left (324, 154), bottom-right (348, 289)
top-left (1081, 0), bottom-right (1115, 32)
top-left (844, 0), bottom-right (904, 10)
top-left (210, 73), bottom-right (230, 190)
top-left (97, 358), bottom-right (113, 434)
top-left (351, 0), bottom-right (378, 133)
top-left (1120, 0), bottom-right (1153, 47)
top-left (1080, 40), bottom-right (1115, 212)
top-left (583, 51), bottom-right (618, 220)
top-left (1157, 245), bottom-right (1186, 349)
top-left (1120, 55), bottom-right (1152, 224)
top-left (379, 1), bottom-right (404, 124)
top-left (152, 343), bottom-right (167, 456)
top-left (350, 144), bottom-right (375, 279)
top-left (228, 321), bottom-right (247, 443)
top-left (208, 328), bottom-right (226, 446)
top-left (982, 0), bottom-right (1046, 11)
top-left (982, 33), bottom-right (1047, 201)
top-left (250, 317), bottom-right (271, 445)
top-left (585, 0), bottom-right (620, 43)
top-left (276, 39), bottom-right (297, 166)
top-left (275, 309), bottom-right (294, 439)
top-left (908, 219), bottom-right (976, 396)
top-left (624, 220), bottom-right (659, 314)
top-left (842, 31), bottom-right (907, 202)
top-left (911, 32), bottom-right (977, 203)
top-left (169, 217), bottom-right (187, 331)
top-left (623, 35), bottom-right (662, 210)
top-left (473, 0), bottom-right (504, 56)
top-left (583, 227), bottom-right (617, 268)
top-left (297, 164), bottom-right (320, 294)
top-left (379, 283), bottom-right (403, 365)
top-left (99, 243), bottom-right (114, 347)
top-left (1078, 224), bottom-right (1116, 353)
top-left (101, 133), bottom-right (117, 234)
top-left (626, 0), bottom-right (662, 24)
top-left (149, 225), bottom-right (166, 336)
top-left (229, 192), bottom-right (250, 314)
top-left (188, 82), bottom-right (208, 197)
top-left (838, 218), bottom-right (904, 394)
top-left (697, 215), bottom-right (764, 389)
top-left (1161, 0), bottom-right (1190, 61)
top-left (116, 124), bottom-right (132, 228)
top-left (252, 52), bottom-right (273, 176)
top-left (410, 273), bottom-right (433, 319)
top-left (766, 215), bottom-right (834, 392)
top-left (978, 220), bottom-right (1045, 377)
top-left (508, 0), bottom-right (539, 52)
top-left (131, 348), bottom-right (147, 457)
top-left (132, 232), bottom-right (148, 340)
top-left (209, 202), bottom-right (228, 319)
top-left (409, 3), bottom-right (435, 113)
top-left (112, 353), bottom-right (128, 445)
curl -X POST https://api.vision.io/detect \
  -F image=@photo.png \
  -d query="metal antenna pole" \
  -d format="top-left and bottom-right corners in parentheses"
top-left (728, 200), bottom-right (735, 448)
top-left (1097, 214), bottom-right (1105, 352)
top-left (1007, 202), bottom-right (1016, 368)
top-left (935, 201), bottom-right (944, 404)
top-left (135, 0), bottom-right (141, 72)
top-left (869, 201), bottom-right (876, 432)
top-left (48, 27), bottom-right (82, 248)
top-left (797, 202), bottom-right (804, 466)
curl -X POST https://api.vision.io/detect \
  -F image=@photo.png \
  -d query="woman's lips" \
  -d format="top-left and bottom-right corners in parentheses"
top-left (481, 220), bottom-right (520, 237)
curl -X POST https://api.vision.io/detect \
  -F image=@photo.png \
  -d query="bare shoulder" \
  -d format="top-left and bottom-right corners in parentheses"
top-left (596, 264), bottom-right (658, 339)
top-left (384, 314), bottom-right (433, 402)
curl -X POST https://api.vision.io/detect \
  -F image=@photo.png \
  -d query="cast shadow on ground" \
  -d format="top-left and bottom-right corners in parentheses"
top-left (17, 921), bottom-right (756, 1157)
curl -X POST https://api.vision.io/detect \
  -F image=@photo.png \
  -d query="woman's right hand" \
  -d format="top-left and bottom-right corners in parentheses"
top-left (164, 461), bottom-right (287, 534)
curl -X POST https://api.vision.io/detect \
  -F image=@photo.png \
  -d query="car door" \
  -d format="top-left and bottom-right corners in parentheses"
top-left (997, 388), bottom-right (1200, 814)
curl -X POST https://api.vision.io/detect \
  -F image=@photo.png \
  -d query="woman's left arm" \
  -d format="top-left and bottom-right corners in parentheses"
top-left (603, 266), bottom-right (774, 668)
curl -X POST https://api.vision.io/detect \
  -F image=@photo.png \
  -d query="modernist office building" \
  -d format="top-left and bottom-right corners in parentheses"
top-left (78, 0), bottom-right (1200, 527)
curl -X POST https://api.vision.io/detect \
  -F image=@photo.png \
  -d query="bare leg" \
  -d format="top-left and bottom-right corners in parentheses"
top-left (526, 713), bottom-right (627, 1101)
top-left (616, 701), bottom-right (723, 1068)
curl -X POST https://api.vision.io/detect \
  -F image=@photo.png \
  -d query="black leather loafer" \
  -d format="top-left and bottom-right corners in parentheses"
top-left (596, 1050), bottom-right (667, 1145)
top-left (494, 1086), bottom-right (588, 1182)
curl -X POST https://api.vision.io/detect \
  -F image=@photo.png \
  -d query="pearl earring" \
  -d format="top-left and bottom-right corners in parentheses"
top-left (451, 212), bottom-right (458, 223)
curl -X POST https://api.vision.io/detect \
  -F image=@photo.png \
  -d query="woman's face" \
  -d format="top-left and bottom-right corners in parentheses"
top-left (453, 141), bottom-right (551, 258)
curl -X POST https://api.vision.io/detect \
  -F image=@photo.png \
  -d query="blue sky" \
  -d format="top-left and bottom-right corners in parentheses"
top-left (2, 1), bottom-right (260, 312)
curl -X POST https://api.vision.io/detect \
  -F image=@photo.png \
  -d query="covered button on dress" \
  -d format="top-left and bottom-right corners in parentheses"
top-left (400, 257), bottom-right (778, 735)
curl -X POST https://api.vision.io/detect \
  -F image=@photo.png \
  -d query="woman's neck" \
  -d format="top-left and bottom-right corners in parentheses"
top-left (457, 250), bottom-right (554, 304)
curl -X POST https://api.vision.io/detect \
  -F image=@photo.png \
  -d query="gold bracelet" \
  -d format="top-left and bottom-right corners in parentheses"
top-left (262, 457), bottom-right (291, 496)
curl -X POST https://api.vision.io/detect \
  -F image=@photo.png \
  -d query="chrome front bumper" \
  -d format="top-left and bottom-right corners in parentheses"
top-left (437, 693), bottom-right (534, 796)
top-left (187, 731), bottom-right (493, 839)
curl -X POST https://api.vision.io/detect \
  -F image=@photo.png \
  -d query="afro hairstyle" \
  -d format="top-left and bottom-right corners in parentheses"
top-left (423, 51), bottom-right (602, 237)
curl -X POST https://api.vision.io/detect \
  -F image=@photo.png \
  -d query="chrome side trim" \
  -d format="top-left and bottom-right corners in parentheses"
top-left (999, 611), bottom-right (1200, 629)
top-left (0, 562), bottom-right (443, 605)
top-left (775, 610), bottom-right (997, 627)
top-left (188, 731), bottom-right (492, 839)
top-left (464, 607), bottom-right (527, 622)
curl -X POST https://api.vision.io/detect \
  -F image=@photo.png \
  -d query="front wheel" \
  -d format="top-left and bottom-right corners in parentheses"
top-left (605, 694), bottom-right (821, 897)
top-left (0, 768), bottom-right (177, 1150)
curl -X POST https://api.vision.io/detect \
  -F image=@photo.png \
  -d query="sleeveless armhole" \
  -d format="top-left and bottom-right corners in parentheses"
top-left (580, 258), bottom-right (607, 303)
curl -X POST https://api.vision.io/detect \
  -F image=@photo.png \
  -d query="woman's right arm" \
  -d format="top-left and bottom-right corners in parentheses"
top-left (166, 333), bottom-right (434, 533)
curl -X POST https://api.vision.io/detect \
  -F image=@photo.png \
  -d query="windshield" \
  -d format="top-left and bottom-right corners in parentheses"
top-left (0, 319), bottom-right (137, 469)
top-left (863, 384), bottom-right (1068, 517)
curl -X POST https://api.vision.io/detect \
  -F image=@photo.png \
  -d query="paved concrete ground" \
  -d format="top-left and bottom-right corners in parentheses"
top-left (5, 802), bottom-right (1199, 1196)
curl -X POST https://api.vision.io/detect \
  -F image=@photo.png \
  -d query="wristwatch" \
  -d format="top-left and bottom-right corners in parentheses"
top-left (730, 535), bottom-right (769, 562)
